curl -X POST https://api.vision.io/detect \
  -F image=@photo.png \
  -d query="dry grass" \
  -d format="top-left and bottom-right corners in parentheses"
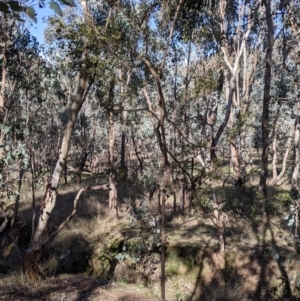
top-left (1, 170), bottom-right (300, 300)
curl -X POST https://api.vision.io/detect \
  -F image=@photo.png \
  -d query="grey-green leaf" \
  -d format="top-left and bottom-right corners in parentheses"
top-left (283, 214), bottom-right (289, 221)
top-left (287, 218), bottom-right (295, 227)
top-left (50, 0), bottom-right (63, 17)
top-left (25, 6), bottom-right (37, 23)
top-left (59, 0), bottom-right (76, 7)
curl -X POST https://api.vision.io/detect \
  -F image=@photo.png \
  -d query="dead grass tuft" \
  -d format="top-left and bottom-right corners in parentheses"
top-left (202, 281), bottom-right (247, 301)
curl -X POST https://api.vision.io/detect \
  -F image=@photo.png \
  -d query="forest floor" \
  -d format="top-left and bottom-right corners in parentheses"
top-left (0, 273), bottom-right (157, 301)
top-left (1, 169), bottom-right (300, 300)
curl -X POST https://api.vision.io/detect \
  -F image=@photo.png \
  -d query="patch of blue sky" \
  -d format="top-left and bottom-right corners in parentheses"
top-left (27, 4), bottom-right (54, 44)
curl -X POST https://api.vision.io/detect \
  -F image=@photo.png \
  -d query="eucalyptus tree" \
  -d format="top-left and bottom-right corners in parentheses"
top-left (86, 0), bottom-right (142, 215)
top-left (185, 0), bottom-right (262, 185)
top-left (0, 15), bottom-right (53, 196)
top-left (0, 0), bottom-right (77, 22)
top-left (21, 0), bottom-right (142, 276)
top-left (284, 0), bottom-right (300, 195)
top-left (0, 13), bottom-right (70, 272)
top-left (269, 57), bottom-right (296, 186)
top-left (258, 0), bottom-right (274, 196)
top-left (110, 1), bottom-right (203, 299)
top-left (23, 0), bottom-right (91, 278)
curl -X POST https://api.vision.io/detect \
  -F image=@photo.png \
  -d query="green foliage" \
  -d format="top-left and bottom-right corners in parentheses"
top-left (0, 1), bottom-right (24, 13)
top-left (0, 0), bottom-right (76, 23)
top-left (25, 6), bottom-right (37, 23)
top-left (194, 69), bottom-right (219, 96)
top-left (50, 0), bottom-right (63, 17)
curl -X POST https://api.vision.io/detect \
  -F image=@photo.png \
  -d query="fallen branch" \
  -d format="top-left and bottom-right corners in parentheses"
top-left (45, 184), bottom-right (109, 248)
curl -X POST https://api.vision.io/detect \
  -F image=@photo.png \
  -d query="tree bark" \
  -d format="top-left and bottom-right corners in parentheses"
top-left (270, 134), bottom-right (292, 186)
top-left (259, 0), bottom-right (274, 197)
top-left (292, 102), bottom-right (300, 191)
top-left (107, 82), bottom-right (118, 216)
top-left (160, 165), bottom-right (171, 301)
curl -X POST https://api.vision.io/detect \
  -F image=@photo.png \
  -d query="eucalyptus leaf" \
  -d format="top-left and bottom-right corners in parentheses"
top-left (273, 252), bottom-right (279, 260)
top-left (283, 214), bottom-right (289, 221)
top-left (25, 6), bottom-right (37, 23)
top-left (59, 0), bottom-right (76, 7)
top-left (287, 218), bottom-right (295, 227)
top-left (50, 0), bottom-right (63, 17)
top-left (0, 124), bottom-right (11, 134)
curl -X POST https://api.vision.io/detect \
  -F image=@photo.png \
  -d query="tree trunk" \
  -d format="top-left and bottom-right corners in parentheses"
top-left (173, 191), bottom-right (176, 215)
top-left (120, 110), bottom-right (127, 170)
top-left (131, 127), bottom-right (143, 174)
top-left (160, 166), bottom-right (171, 301)
top-left (77, 148), bottom-right (89, 185)
top-left (0, 51), bottom-right (7, 113)
top-left (228, 78), bottom-right (242, 186)
top-left (180, 184), bottom-right (185, 216)
top-left (23, 2), bottom-right (89, 279)
top-left (270, 134), bottom-right (292, 186)
top-left (270, 105), bottom-right (281, 184)
top-left (272, 130), bottom-right (278, 181)
top-left (259, 0), bottom-right (274, 197)
top-left (108, 101), bottom-right (118, 217)
top-left (292, 102), bottom-right (300, 191)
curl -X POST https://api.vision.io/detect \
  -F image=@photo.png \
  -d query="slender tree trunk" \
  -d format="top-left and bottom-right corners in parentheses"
top-left (23, 2), bottom-right (89, 278)
top-left (64, 161), bottom-right (68, 184)
top-left (0, 52), bottom-right (7, 161)
top-left (157, 188), bottom-right (161, 212)
top-left (180, 184), bottom-right (185, 216)
top-left (228, 77), bottom-right (242, 185)
top-left (284, 2), bottom-right (300, 195)
top-left (77, 148), bottom-right (88, 184)
top-left (271, 134), bottom-right (292, 186)
top-left (211, 75), bottom-right (236, 161)
top-left (121, 110), bottom-right (128, 170)
top-left (141, 2), bottom-right (182, 298)
top-left (0, 50), bottom-right (7, 121)
top-left (160, 165), bottom-right (171, 301)
top-left (259, 0), bottom-right (274, 197)
top-left (272, 130), bottom-right (278, 180)
top-left (292, 102), bottom-right (300, 191)
top-left (131, 127), bottom-right (143, 174)
top-left (108, 106), bottom-right (118, 217)
top-left (173, 191), bottom-right (176, 215)
top-left (230, 143), bottom-right (241, 185)
top-left (270, 105), bottom-right (281, 184)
